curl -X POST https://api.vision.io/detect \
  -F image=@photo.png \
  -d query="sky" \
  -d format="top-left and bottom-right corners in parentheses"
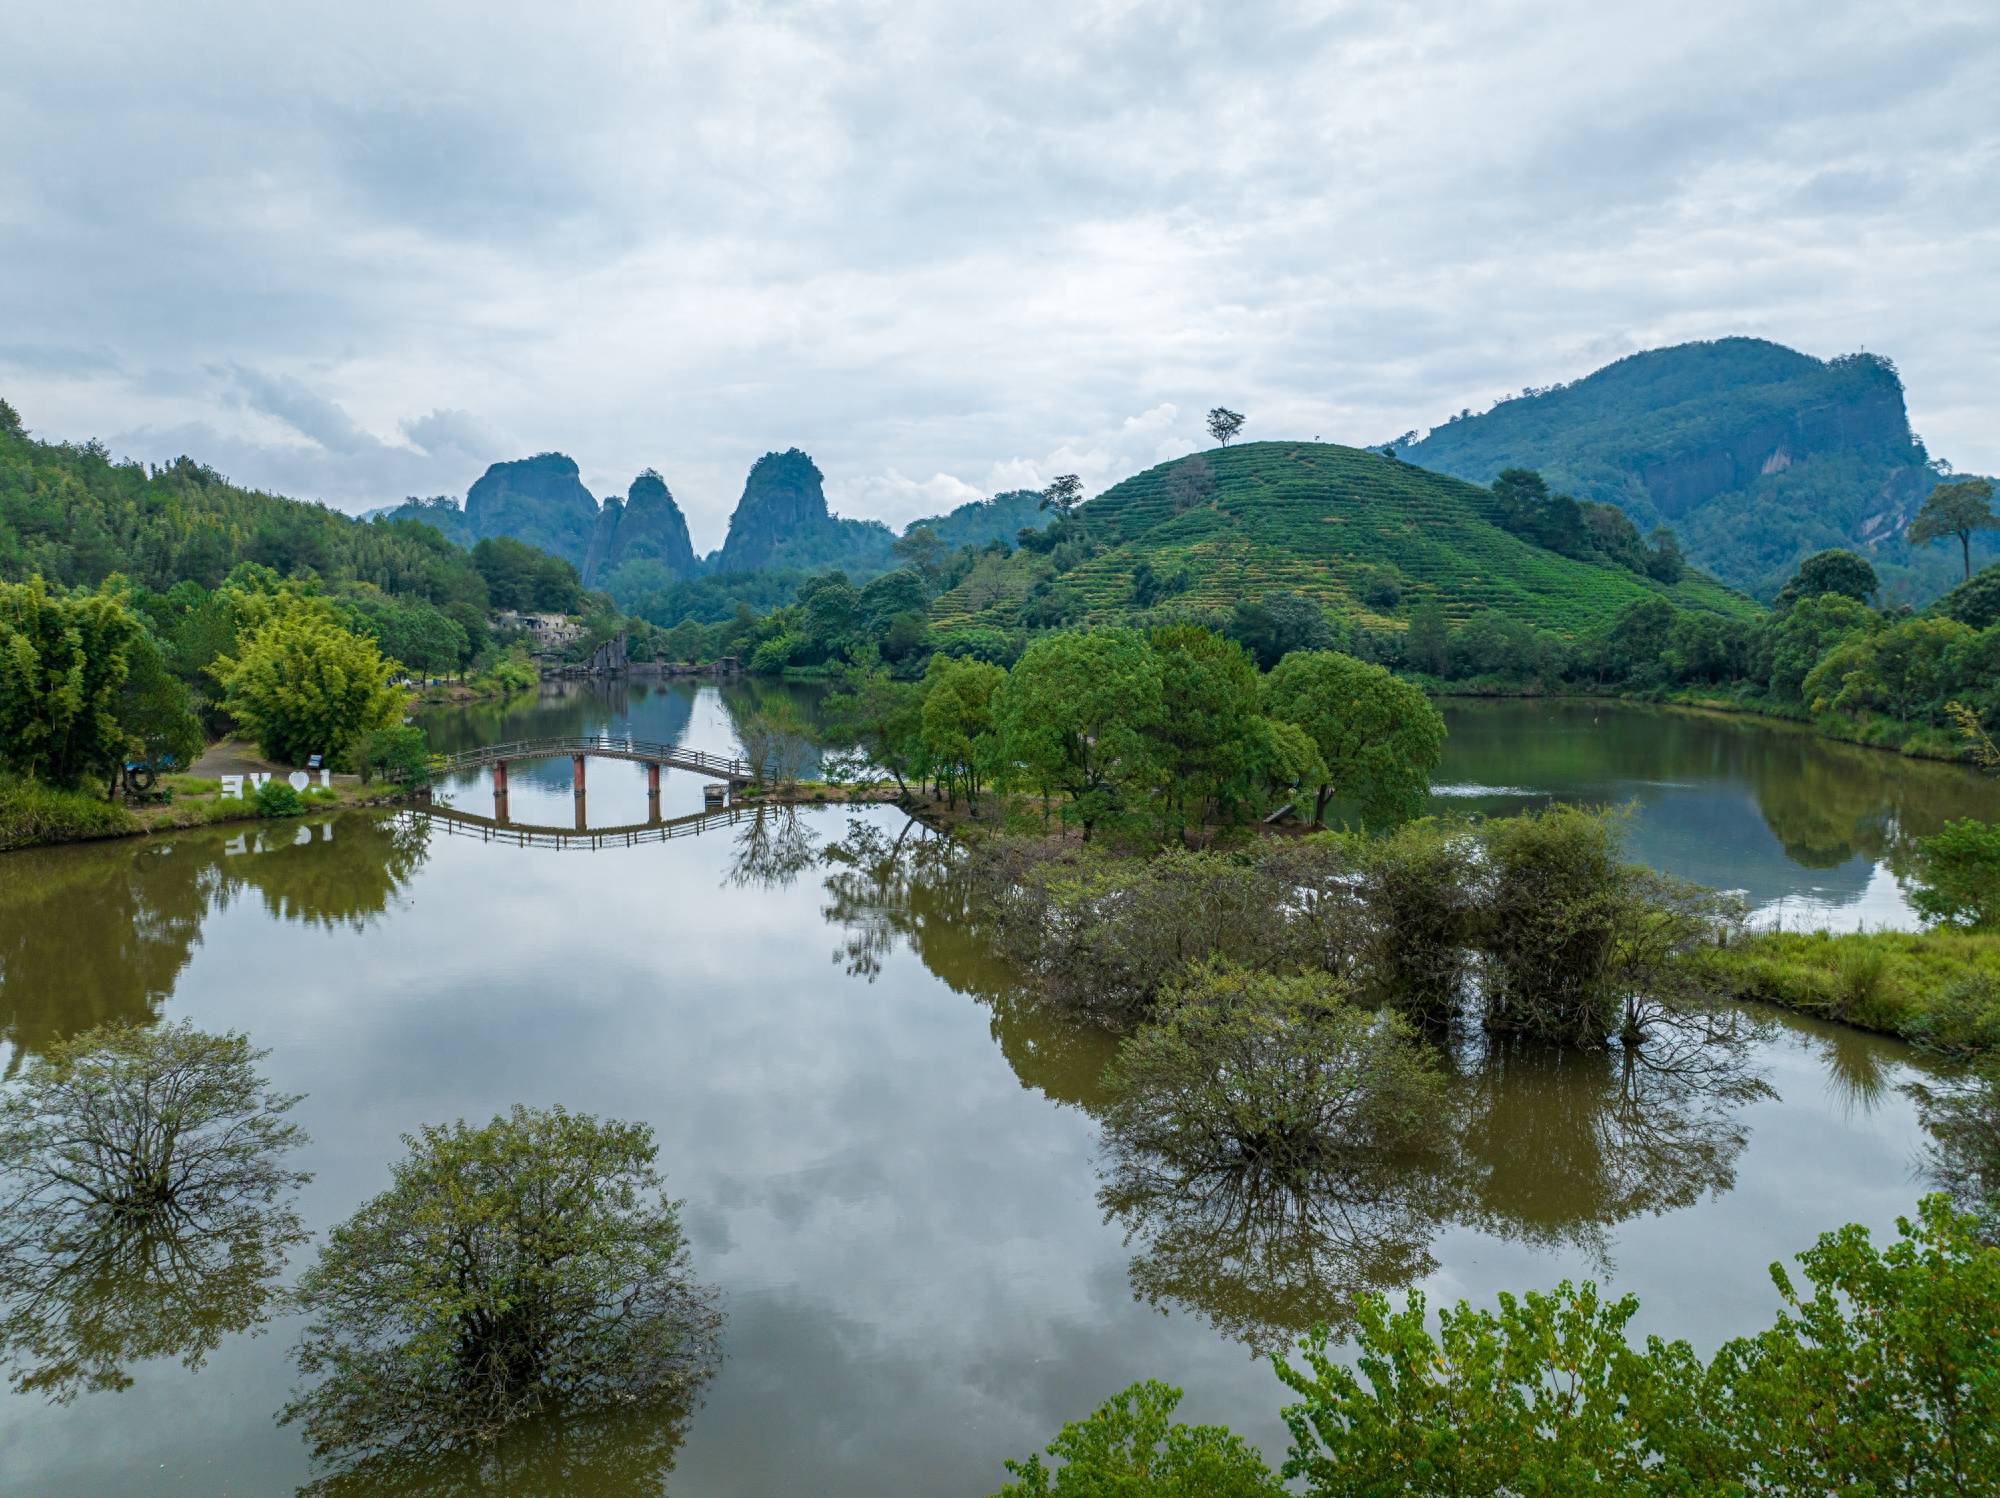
top-left (3, 1), bottom-right (1996, 553)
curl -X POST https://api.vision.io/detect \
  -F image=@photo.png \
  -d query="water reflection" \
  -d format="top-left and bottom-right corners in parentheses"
top-left (723, 807), bottom-right (820, 892)
top-left (813, 820), bottom-right (1783, 1349)
top-left (299, 1401), bottom-right (692, 1498)
top-left (0, 816), bottom-right (429, 1068)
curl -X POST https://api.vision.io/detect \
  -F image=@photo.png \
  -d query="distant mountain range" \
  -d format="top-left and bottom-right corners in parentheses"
top-left (1392, 338), bottom-right (1990, 602)
top-left (369, 448), bottom-right (1049, 589)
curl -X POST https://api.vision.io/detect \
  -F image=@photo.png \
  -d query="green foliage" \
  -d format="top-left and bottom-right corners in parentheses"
top-left (1908, 477), bottom-right (2000, 581)
top-left (1774, 547), bottom-right (1878, 608)
top-left (1262, 650), bottom-right (1444, 827)
top-left (212, 603), bottom-right (404, 766)
top-left (0, 577), bottom-right (140, 788)
top-left (1934, 562), bottom-right (2000, 631)
top-left (0, 1022), bottom-right (309, 1401)
top-left (0, 774), bottom-right (136, 851)
top-left (355, 725), bottom-right (430, 786)
top-left (997, 629), bottom-right (1163, 836)
top-left (1910, 818), bottom-right (2000, 930)
top-left (253, 779), bottom-right (306, 817)
top-left (282, 1106), bottom-right (721, 1466)
top-left (1694, 928), bottom-right (2000, 1047)
top-left (921, 653), bottom-right (1006, 809)
top-left (1103, 963), bottom-right (1444, 1174)
top-left (470, 535), bottom-right (582, 613)
top-left (987, 1381), bottom-right (1282, 1498)
top-left (821, 663), bottom-right (927, 794)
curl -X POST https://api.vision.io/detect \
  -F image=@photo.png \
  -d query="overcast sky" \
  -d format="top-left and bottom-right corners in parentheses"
top-left (3, 2), bottom-right (1996, 552)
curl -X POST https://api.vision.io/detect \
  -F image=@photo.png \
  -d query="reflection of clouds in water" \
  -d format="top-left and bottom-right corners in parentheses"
top-left (1748, 862), bottom-right (1919, 935)
top-left (1427, 783), bottom-right (1538, 798)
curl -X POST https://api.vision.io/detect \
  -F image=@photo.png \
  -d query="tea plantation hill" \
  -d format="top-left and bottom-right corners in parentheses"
top-left (1393, 338), bottom-right (1992, 603)
top-left (928, 440), bottom-right (1752, 636)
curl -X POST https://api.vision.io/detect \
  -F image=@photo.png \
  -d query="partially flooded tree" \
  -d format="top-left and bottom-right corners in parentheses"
top-left (0, 1022), bottom-right (309, 1400)
top-left (282, 1107), bottom-right (721, 1472)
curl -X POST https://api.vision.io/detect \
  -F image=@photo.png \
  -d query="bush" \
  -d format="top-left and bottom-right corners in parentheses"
top-left (1478, 805), bottom-right (1628, 1045)
top-left (1901, 976), bottom-right (2000, 1059)
top-left (254, 779), bottom-right (306, 817)
top-left (1910, 818), bottom-right (2000, 930)
top-left (354, 725), bottom-right (429, 786)
top-left (0, 774), bottom-right (137, 851)
top-left (282, 1107), bottom-right (721, 1468)
top-left (987, 1380), bottom-right (1282, 1497)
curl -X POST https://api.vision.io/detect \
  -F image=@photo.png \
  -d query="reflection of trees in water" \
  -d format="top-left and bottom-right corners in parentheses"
top-left (300, 1400), bottom-right (692, 1498)
top-left (0, 814), bottom-right (430, 1068)
top-left (1098, 1151), bottom-right (1441, 1355)
top-left (0, 1025), bottom-right (309, 1401)
top-left (1908, 1065), bottom-right (2000, 1244)
top-left (723, 807), bottom-right (820, 891)
top-left (1452, 1021), bottom-right (1774, 1265)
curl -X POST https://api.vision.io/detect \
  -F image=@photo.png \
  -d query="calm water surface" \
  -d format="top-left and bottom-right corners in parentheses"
top-left (1, 687), bottom-right (1992, 1494)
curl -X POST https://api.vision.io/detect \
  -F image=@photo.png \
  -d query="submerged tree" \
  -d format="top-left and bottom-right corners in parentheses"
top-left (283, 1106), bottom-right (721, 1471)
top-left (0, 1022), bottom-right (310, 1400)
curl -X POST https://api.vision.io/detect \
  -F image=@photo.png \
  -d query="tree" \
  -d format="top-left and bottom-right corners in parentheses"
top-left (1403, 600), bottom-right (1450, 678)
top-left (1774, 548), bottom-right (1878, 609)
top-left (1039, 474), bottom-right (1085, 518)
top-left (1907, 477), bottom-right (1999, 581)
top-left (1145, 626), bottom-right (1265, 834)
top-left (0, 1023), bottom-right (309, 1401)
top-left (112, 623), bottom-right (205, 773)
top-left (1206, 408), bottom-right (1246, 446)
top-left (997, 629), bottom-right (1163, 837)
top-left (921, 653), bottom-right (1006, 810)
top-left (1227, 591), bottom-right (1338, 671)
top-left (821, 663), bottom-right (927, 796)
top-left (282, 1107), bottom-right (722, 1467)
top-left (1261, 650), bottom-right (1444, 827)
top-left (987, 1381), bottom-right (1282, 1498)
top-left (1908, 818), bottom-right (2000, 929)
top-left (0, 577), bottom-right (140, 788)
top-left (212, 606), bottom-right (404, 767)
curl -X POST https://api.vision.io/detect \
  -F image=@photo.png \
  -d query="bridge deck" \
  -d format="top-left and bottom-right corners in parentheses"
top-left (430, 735), bottom-right (759, 784)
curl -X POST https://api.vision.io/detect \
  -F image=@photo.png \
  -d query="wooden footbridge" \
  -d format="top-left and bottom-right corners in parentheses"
top-left (411, 800), bottom-right (763, 850)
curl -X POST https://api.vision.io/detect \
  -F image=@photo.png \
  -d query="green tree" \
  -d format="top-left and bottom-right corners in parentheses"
top-left (1227, 592), bottom-right (1338, 670)
top-left (1206, 408), bottom-right (1246, 446)
top-left (212, 605), bottom-right (404, 766)
top-left (1908, 478), bottom-right (1999, 582)
top-left (1040, 474), bottom-right (1085, 518)
top-left (1775, 548), bottom-right (1879, 608)
top-left (282, 1107), bottom-right (722, 1467)
top-left (1909, 818), bottom-right (2000, 929)
top-left (921, 653), bottom-right (1006, 810)
top-left (0, 577), bottom-right (140, 788)
top-left (112, 623), bottom-right (205, 773)
top-left (998, 629), bottom-right (1163, 838)
top-left (1261, 650), bottom-right (1444, 827)
top-left (987, 1381), bottom-right (1282, 1498)
top-left (822, 663), bottom-right (927, 797)
top-left (1146, 626), bottom-right (1263, 834)
top-left (1403, 600), bottom-right (1450, 677)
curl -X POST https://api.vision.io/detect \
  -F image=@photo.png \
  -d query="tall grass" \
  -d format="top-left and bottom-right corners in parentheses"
top-left (0, 775), bottom-right (138, 852)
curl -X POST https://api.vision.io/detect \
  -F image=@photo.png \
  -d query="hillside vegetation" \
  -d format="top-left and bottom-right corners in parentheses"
top-left (1397, 338), bottom-right (1987, 602)
top-left (930, 441), bottom-right (1750, 636)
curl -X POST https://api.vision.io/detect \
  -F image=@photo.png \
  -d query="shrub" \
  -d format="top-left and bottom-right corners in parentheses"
top-left (987, 1380), bottom-right (1282, 1498)
top-left (354, 725), bottom-right (429, 786)
top-left (1910, 818), bottom-right (2000, 930)
top-left (1901, 976), bottom-right (2000, 1058)
top-left (0, 774), bottom-right (137, 851)
top-left (1478, 805), bottom-right (1628, 1045)
top-left (254, 779), bottom-right (306, 818)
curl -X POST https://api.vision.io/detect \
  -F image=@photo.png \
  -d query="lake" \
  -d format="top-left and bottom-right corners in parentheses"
top-left (1, 686), bottom-right (1992, 1494)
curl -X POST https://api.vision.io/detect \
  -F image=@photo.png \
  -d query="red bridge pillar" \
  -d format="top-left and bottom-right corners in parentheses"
top-left (572, 754), bottom-right (587, 795)
top-left (646, 761), bottom-right (662, 824)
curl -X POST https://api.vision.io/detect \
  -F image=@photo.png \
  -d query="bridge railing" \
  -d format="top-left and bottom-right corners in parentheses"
top-left (428, 735), bottom-right (758, 782)
top-left (409, 803), bottom-right (760, 849)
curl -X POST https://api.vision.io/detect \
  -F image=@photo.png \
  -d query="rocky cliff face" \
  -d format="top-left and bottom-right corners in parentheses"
top-left (712, 448), bottom-right (895, 576)
top-left (464, 453), bottom-right (600, 569)
top-left (582, 470), bottom-right (697, 585)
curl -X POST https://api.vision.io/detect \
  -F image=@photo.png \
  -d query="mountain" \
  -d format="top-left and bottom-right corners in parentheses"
top-left (711, 448), bottom-right (895, 575)
top-left (462, 452), bottom-right (600, 569)
top-left (930, 441), bottom-right (1750, 635)
top-left (1393, 338), bottom-right (1986, 602)
top-left (904, 488), bottom-right (1054, 551)
top-left (582, 470), bottom-right (696, 585)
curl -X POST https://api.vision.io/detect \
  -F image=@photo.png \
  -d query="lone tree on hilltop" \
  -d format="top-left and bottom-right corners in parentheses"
top-left (1039, 473), bottom-right (1084, 517)
top-left (1206, 408), bottom-right (1246, 447)
top-left (1908, 477), bottom-right (1999, 581)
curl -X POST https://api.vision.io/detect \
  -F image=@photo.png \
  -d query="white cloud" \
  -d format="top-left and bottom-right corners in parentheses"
top-left (0, 0), bottom-right (1994, 549)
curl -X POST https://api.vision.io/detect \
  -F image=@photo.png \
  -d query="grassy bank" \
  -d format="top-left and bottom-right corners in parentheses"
top-left (1693, 928), bottom-right (2000, 1054)
top-left (0, 772), bottom-right (407, 853)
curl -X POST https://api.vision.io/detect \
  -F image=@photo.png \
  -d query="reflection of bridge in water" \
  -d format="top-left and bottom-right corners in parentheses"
top-left (413, 801), bottom-right (764, 851)
top-left (425, 734), bottom-right (765, 829)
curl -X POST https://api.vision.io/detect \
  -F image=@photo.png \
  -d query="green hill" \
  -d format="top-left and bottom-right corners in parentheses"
top-left (931, 441), bottom-right (1752, 636)
top-left (1394, 339), bottom-right (1987, 603)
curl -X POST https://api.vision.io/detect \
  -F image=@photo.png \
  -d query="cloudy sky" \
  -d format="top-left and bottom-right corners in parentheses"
top-left (4, 1), bottom-right (1996, 551)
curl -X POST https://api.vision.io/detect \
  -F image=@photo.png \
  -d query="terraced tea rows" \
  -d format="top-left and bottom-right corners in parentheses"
top-left (930, 441), bottom-right (1752, 634)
